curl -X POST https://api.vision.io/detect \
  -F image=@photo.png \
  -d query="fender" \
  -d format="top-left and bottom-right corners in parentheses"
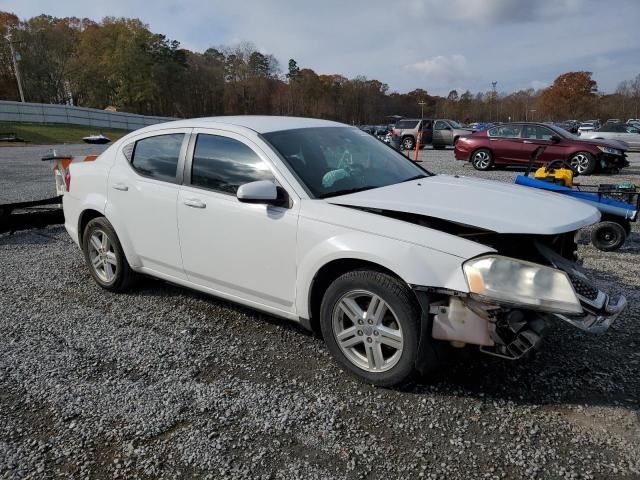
top-left (295, 223), bottom-right (478, 319)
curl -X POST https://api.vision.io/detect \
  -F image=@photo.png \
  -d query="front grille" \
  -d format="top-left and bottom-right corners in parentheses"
top-left (569, 274), bottom-right (599, 301)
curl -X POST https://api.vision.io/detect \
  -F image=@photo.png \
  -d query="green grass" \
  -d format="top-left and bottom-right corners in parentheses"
top-left (0, 122), bottom-right (130, 145)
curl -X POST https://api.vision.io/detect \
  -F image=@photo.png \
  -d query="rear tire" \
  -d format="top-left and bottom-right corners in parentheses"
top-left (82, 217), bottom-right (136, 292)
top-left (401, 136), bottom-right (415, 150)
top-left (569, 152), bottom-right (596, 175)
top-left (320, 270), bottom-right (421, 387)
top-left (590, 221), bottom-right (626, 251)
top-left (471, 148), bottom-right (494, 171)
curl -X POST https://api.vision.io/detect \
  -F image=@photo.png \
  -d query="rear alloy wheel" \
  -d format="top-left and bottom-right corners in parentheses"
top-left (401, 136), bottom-right (415, 150)
top-left (82, 217), bottom-right (136, 292)
top-left (471, 149), bottom-right (493, 170)
top-left (569, 152), bottom-right (596, 175)
top-left (320, 270), bottom-right (420, 387)
top-left (590, 221), bottom-right (626, 252)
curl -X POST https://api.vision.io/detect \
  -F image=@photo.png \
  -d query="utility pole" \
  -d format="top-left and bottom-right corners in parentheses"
top-left (6, 28), bottom-right (25, 102)
top-left (418, 99), bottom-right (426, 119)
top-left (491, 81), bottom-right (497, 122)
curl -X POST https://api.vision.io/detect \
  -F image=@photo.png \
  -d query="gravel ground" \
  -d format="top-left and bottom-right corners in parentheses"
top-left (1, 145), bottom-right (639, 479)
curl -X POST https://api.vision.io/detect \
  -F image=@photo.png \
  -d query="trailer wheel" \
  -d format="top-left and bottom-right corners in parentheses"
top-left (590, 221), bottom-right (626, 252)
top-left (82, 217), bottom-right (136, 292)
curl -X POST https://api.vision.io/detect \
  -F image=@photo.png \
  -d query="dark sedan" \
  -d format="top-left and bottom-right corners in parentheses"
top-left (454, 122), bottom-right (628, 174)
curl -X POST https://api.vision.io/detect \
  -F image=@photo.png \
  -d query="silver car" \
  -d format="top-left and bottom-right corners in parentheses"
top-left (580, 123), bottom-right (640, 151)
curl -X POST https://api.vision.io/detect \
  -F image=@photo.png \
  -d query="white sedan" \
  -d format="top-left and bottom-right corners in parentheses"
top-left (580, 123), bottom-right (640, 151)
top-left (62, 116), bottom-right (626, 386)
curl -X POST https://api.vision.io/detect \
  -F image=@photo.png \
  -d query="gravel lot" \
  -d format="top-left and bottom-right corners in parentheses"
top-left (1, 144), bottom-right (639, 479)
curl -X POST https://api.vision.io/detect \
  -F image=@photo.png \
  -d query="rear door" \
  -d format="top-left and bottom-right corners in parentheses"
top-left (106, 128), bottom-right (190, 279)
top-left (486, 124), bottom-right (524, 163)
top-left (176, 129), bottom-right (299, 314)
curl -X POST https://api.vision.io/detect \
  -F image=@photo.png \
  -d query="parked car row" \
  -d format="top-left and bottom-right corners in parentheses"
top-left (579, 122), bottom-right (640, 150)
top-left (454, 122), bottom-right (629, 174)
top-left (391, 118), bottom-right (473, 150)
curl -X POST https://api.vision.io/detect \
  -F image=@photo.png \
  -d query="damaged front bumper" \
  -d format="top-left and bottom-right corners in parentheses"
top-left (416, 244), bottom-right (627, 360)
top-left (539, 242), bottom-right (627, 334)
top-left (555, 295), bottom-right (626, 333)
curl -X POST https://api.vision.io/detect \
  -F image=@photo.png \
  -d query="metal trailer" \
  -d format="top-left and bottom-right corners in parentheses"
top-left (0, 152), bottom-right (97, 234)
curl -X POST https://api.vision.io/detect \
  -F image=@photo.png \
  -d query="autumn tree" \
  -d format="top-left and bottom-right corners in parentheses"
top-left (0, 11), bottom-right (19, 101)
top-left (537, 71), bottom-right (598, 120)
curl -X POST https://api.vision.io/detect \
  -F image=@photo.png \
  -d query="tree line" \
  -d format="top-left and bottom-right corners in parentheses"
top-left (1, 11), bottom-right (639, 124)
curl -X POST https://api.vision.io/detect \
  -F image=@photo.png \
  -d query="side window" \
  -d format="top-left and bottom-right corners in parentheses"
top-left (191, 134), bottom-right (275, 194)
top-left (131, 134), bottom-right (184, 182)
top-left (523, 126), bottom-right (554, 140)
top-left (434, 120), bottom-right (449, 130)
top-left (488, 125), bottom-right (522, 138)
top-left (396, 120), bottom-right (419, 129)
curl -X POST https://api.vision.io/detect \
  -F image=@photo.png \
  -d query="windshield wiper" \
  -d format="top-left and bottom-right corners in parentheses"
top-left (319, 186), bottom-right (378, 199)
top-left (400, 174), bottom-right (428, 183)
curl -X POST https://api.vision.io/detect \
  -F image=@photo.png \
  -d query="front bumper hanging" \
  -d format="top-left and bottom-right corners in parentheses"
top-left (537, 243), bottom-right (627, 333)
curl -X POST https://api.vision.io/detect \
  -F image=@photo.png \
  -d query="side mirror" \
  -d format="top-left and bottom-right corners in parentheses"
top-left (549, 135), bottom-right (561, 143)
top-left (237, 180), bottom-right (286, 206)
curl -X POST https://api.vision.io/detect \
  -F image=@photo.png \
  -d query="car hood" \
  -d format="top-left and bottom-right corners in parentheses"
top-left (325, 175), bottom-right (600, 235)
top-left (574, 136), bottom-right (628, 151)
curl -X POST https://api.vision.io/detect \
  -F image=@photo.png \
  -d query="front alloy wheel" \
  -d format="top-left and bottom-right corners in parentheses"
top-left (320, 270), bottom-right (421, 386)
top-left (332, 290), bottom-right (404, 373)
top-left (569, 152), bottom-right (596, 175)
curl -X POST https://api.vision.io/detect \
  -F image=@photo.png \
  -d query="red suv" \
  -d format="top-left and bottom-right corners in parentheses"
top-left (454, 122), bottom-right (628, 174)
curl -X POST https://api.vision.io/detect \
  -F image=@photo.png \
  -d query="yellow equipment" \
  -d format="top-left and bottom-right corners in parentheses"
top-left (533, 164), bottom-right (574, 187)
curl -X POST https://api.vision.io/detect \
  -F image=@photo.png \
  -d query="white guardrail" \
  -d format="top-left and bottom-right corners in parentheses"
top-left (0, 100), bottom-right (175, 130)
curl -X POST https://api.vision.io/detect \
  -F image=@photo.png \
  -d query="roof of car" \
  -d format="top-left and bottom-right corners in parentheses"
top-left (139, 116), bottom-right (346, 134)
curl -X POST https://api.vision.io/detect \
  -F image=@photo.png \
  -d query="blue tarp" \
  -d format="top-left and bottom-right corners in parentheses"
top-left (515, 175), bottom-right (637, 220)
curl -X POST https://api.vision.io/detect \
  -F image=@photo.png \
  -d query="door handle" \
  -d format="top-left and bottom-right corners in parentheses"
top-left (112, 183), bottom-right (128, 191)
top-left (184, 198), bottom-right (206, 209)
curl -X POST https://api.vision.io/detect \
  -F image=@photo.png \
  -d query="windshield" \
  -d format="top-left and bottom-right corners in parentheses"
top-left (263, 126), bottom-right (430, 198)
top-left (448, 120), bottom-right (463, 128)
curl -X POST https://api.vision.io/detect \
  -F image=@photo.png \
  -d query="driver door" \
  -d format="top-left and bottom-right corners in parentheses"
top-left (519, 125), bottom-right (568, 165)
top-left (177, 129), bottom-right (299, 315)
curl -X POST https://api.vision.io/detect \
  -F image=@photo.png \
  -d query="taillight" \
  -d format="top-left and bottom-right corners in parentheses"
top-left (64, 170), bottom-right (71, 191)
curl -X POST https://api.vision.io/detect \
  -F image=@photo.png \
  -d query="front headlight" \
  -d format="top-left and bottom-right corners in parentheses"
top-left (597, 145), bottom-right (621, 155)
top-left (463, 255), bottom-right (582, 314)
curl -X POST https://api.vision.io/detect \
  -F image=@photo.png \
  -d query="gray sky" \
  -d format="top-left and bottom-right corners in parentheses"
top-left (5, 0), bottom-right (639, 96)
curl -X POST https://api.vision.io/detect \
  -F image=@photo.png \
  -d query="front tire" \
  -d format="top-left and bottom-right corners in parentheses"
top-left (82, 217), bottom-right (136, 292)
top-left (320, 270), bottom-right (420, 387)
top-left (590, 221), bottom-right (626, 251)
top-left (471, 148), bottom-right (494, 170)
top-left (569, 152), bottom-right (596, 175)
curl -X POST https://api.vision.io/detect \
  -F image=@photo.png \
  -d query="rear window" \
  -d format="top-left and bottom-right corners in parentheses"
top-left (131, 134), bottom-right (184, 182)
top-left (395, 120), bottom-right (419, 129)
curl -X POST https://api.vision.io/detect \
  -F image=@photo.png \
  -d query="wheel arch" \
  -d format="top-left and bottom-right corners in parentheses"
top-left (77, 207), bottom-right (139, 268)
top-left (470, 146), bottom-right (493, 160)
top-left (77, 208), bottom-right (104, 245)
top-left (306, 258), bottom-right (405, 335)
